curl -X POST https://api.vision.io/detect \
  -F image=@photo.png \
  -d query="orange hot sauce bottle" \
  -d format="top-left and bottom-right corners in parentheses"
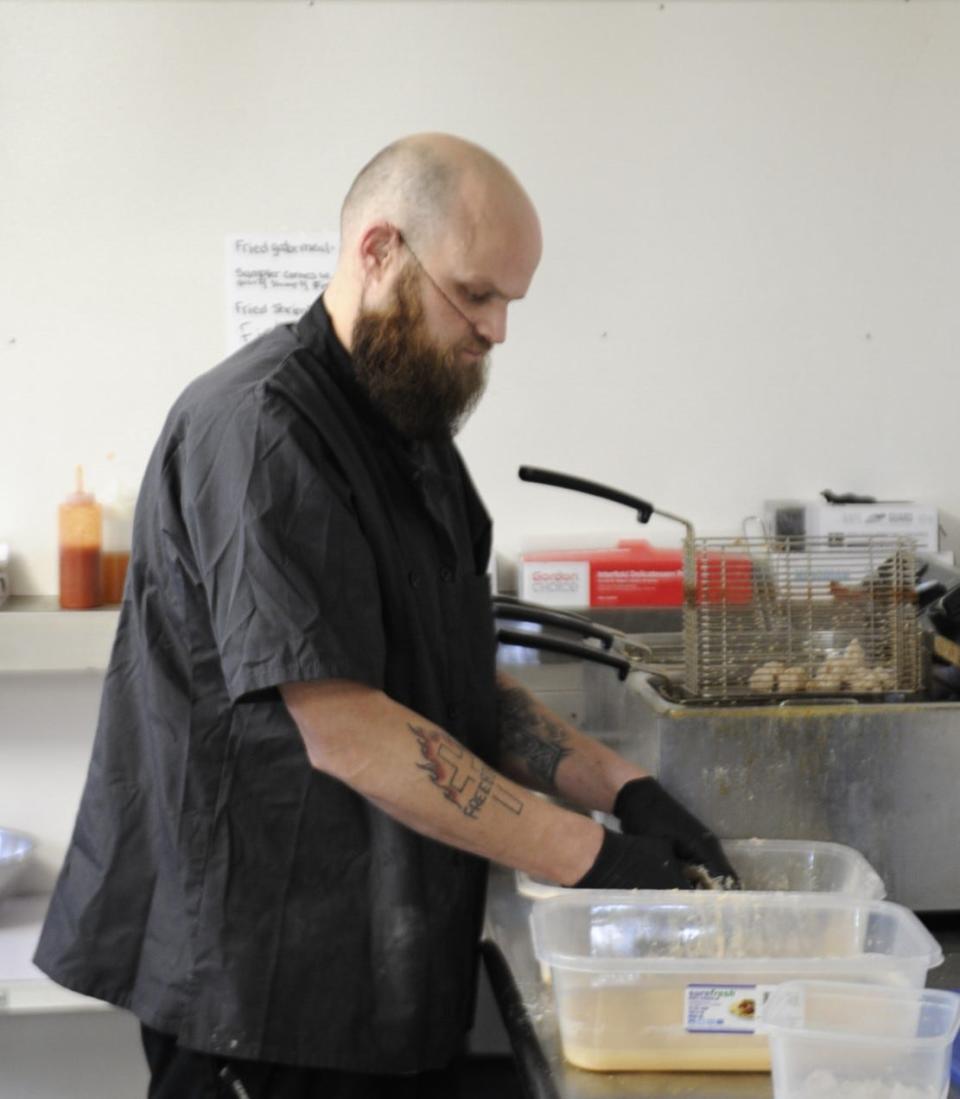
top-left (59, 466), bottom-right (102, 609)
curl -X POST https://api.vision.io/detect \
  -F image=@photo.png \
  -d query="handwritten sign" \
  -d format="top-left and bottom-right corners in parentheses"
top-left (225, 232), bottom-right (340, 353)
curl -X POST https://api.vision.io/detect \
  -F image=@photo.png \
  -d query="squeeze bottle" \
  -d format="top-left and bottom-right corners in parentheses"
top-left (59, 466), bottom-right (102, 609)
top-left (101, 463), bottom-right (135, 605)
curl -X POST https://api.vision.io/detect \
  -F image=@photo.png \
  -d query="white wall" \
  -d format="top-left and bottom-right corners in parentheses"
top-left (3, 0), bottom-right (959, 595)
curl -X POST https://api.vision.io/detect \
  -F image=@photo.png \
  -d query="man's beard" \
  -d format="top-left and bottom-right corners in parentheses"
top-left (351, 268), bottom-right (490, 442)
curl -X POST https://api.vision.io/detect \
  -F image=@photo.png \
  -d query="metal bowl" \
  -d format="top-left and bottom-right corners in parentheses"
top-left (0, 827), bottom-right (35, 899)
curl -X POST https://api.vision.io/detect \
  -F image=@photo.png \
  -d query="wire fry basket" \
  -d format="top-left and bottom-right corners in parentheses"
top-left (682, 535), bottom-right (923, 700)
top-left (514, 467), bottom-right (923, 702)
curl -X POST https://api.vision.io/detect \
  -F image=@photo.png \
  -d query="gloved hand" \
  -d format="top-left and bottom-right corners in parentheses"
top-left (574, 828), bottom-right (695, 890)
top-left (614, 777), bottom-right (740, 888)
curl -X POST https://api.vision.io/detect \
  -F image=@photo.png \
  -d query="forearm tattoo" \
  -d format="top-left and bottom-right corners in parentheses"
top-left (496, 686), bottom-right (573, 791)
top-left (408, 723), bottom-right (523, 820)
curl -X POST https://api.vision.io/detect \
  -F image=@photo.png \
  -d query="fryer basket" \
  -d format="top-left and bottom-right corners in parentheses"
top-left (683, 535), bottom-right (922, 700)
top-left (515, 467), bottom-right (923, 702)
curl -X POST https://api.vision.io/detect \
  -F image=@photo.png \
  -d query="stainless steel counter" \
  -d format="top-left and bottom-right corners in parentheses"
top-left (481, 865), bottom-right (960, 1099)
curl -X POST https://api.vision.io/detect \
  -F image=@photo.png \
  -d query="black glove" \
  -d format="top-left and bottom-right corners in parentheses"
top-left (574, 828), bottom-right (695, 891)
top-left (614, 777), bottom-right (740, 888)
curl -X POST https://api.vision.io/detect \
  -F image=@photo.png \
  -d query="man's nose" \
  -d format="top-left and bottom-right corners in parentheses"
top-left (475, 304), bottom-right (507, 346)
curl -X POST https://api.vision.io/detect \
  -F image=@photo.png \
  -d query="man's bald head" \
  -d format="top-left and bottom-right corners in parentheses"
top-left (324, 133), bottom-right (541, 366)
top-left (339, 133), bottom-right (537, 257)
top-left (342, 135), bottom-right (454, 251)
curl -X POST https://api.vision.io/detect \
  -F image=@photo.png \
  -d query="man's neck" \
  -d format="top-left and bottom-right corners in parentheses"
top-left (321, 275), bottom-right (357, 353)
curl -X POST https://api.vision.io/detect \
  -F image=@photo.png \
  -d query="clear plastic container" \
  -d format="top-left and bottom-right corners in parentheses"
top-left (531, 893), bottom-right (942, 1072)
top-left (0, 827), bottom-right (35, 899)
top-left (517, 838), bottom-right (886, 901)
top-left (765, 981), bottom-right (960, 1099)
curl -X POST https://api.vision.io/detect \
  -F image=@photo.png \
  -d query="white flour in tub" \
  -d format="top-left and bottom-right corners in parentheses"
top-left (793, 1070), bottom-right (937, 1098)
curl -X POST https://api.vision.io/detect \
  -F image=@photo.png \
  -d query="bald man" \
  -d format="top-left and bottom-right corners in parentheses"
top-left (35, 135), bottom-right (734, 1097)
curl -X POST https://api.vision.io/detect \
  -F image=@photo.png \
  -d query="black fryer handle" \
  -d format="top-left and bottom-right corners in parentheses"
top-left (496, 628), bottom-right (631, 681)
top-left (492, 602), bottom-right (617, 650)
top-left (518, 466), bottom-right (654, 524)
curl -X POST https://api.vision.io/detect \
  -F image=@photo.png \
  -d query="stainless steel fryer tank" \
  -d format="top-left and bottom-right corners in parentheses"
top-left (608, 667), bottom-right (960, 912)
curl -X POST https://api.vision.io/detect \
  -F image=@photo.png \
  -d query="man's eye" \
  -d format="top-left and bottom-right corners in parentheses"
top-left (462, 288), bottom-right (492, 305)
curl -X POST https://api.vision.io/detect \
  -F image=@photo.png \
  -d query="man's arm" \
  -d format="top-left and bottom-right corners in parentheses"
top-left (495, 670), bottom-right (648, 813)
top-left (280, 679), bottom-right (604, 887)
top-left (495, 672), bottom-right (741, 887)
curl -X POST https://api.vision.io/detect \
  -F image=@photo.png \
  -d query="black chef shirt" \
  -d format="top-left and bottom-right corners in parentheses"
top-left (34, 296), bottom-right (500, 1073)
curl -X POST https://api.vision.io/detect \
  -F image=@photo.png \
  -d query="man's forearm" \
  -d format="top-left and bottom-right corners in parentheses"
top-left (281, 679), bottom-right (603, 886)
top-left (496, 671), bottom-right (648, 813)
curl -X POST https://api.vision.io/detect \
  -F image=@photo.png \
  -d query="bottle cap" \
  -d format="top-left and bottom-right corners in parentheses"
top-left (64, 465), bottom-right (96, 506)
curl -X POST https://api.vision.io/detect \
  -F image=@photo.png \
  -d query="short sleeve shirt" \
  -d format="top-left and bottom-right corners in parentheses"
top-left (34, 296), bottom-right (500, 1073)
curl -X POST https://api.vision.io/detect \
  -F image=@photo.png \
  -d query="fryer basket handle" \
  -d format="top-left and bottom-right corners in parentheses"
top-left (492, 602), bottom-right (618, 650)
top-left (518, 466), bottom-right (654, 524)
top-left (495, 627), bottom-right (632, 680)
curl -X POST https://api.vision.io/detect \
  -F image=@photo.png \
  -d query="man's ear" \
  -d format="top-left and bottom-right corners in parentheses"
top-left (357, 222), bottom-right (400, 285)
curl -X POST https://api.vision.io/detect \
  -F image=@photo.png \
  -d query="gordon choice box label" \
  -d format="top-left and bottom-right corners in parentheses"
top-left (684, 984), bottom-right (776, 1035)
top-left (519, 561), bottom-right (590, 606)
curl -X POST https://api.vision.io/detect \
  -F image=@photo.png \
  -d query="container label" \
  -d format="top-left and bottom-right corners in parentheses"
top-left (519, 561), bottom-right (589, 606)
top-left (684, 984), bottom-right (775, 1034)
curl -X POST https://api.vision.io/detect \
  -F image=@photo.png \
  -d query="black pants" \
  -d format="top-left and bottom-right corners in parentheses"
top-left (141, 1025), bottom-right (462, 1099)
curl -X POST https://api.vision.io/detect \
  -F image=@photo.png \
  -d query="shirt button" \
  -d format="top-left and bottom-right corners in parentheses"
top-left (440, 566), bottom-right (454, 582)
top-left (408, 570), bottom-right (421, 589)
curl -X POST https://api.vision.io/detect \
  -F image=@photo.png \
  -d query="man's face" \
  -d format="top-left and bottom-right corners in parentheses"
top-left (351, 264), bottom-right (490, 442)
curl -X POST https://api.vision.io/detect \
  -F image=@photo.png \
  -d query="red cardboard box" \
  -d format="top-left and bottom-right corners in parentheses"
top-left (519, 540), bottom-right (752, 608)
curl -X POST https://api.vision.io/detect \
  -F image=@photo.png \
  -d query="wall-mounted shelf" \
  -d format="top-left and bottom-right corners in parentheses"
top-left (0, 894), bottom-right (108, 1014)
top-left (0, 597), bottom-right (119, 674)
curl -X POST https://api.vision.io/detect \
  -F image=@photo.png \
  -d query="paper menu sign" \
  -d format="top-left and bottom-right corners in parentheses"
top-left (225, 232), bottom-right (340, 353)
